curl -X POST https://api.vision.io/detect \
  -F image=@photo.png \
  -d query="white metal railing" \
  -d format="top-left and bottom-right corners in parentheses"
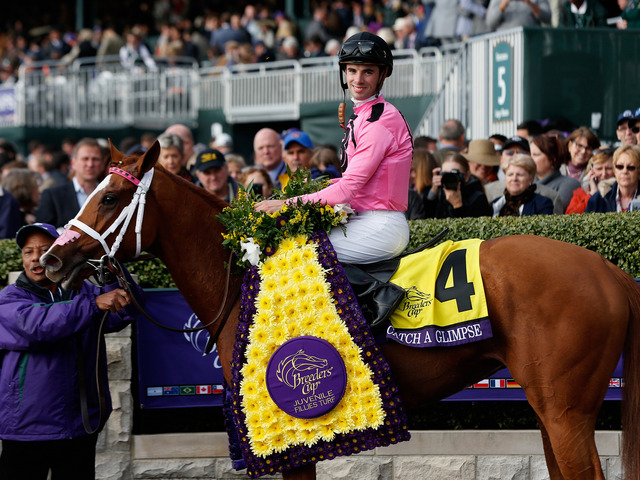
top-left (413, 43), bottom-right (468, 139)
top-left (1, 40), bottom-right (514, 131)
top-left (15, 55), bottom-right (200, 129)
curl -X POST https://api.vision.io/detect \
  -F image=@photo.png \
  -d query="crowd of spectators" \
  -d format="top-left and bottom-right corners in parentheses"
top-left (0, 0), bottom-right (633, 83)
top-left (1, 101), bottom-right (639, 239)
top-left (405, 109), bottom-right (640, 219)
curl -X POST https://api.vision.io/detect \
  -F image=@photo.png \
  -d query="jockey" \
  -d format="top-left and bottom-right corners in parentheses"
top-left (256, 31), bottom-right (414, 265)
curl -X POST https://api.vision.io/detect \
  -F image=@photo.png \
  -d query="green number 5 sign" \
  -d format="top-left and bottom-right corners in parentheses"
top-left (493, 42), bottom-right (512, 122)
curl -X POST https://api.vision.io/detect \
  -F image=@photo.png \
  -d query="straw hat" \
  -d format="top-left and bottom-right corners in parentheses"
top-left (463, 139), bottom-right (500, 166)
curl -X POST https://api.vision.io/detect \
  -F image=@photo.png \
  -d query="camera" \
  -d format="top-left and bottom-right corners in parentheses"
top-left (440, 169), bottom-right (465, 190)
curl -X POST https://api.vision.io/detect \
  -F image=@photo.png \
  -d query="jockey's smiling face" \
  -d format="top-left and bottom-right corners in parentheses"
top-left (345, 64), bottom-right (382, 101)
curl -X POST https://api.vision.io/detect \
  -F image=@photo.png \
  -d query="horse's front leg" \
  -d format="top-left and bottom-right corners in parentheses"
top-left (282, 464), bottom-right (316, 480)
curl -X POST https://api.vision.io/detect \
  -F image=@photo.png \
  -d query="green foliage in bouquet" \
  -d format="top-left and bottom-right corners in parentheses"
top-left (217, 168), bottom-right (350, 269)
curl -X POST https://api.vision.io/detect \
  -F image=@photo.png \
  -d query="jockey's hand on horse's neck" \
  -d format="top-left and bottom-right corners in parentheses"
top-left (255, 199), bottom-right (285, 214)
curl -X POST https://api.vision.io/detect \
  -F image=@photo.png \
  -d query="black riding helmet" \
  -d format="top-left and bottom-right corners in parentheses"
top-left (338, 31), bottom-right (393, 94)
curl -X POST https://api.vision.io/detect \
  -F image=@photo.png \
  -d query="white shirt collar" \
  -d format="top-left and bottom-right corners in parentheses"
top-left (570, 1), bottom-right (588, 14)
top-left (351, 89), bottom-right (383, 108)
top-left (72, 176), bottom-right (83, 193)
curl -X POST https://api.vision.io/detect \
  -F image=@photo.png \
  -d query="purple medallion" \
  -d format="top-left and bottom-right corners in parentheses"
top-left (266, 336), bottom-right (347, 419)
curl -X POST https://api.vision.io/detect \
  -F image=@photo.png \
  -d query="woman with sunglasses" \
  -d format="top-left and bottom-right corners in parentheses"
top-left (585, 145), bottom-right (640, 212)
top-left (256, 32), bottom-right (413, 265)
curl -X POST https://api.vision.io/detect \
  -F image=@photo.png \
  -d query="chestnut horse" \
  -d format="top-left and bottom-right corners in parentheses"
top-left (42, 142), bottom-right (640, 480)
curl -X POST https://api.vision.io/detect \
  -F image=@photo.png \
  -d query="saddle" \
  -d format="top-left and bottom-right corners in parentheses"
top-left (343, 229), bottom-right (449, 332)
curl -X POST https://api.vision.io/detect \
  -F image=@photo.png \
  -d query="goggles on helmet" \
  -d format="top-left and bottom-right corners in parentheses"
top-left (338, 40), bottom-right (387, 62)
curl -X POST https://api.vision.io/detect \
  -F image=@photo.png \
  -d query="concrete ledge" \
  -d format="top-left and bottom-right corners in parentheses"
top-left (132, 430), bottom-right (621, 459)
top-left (133, 433), bottom-right (230, 459)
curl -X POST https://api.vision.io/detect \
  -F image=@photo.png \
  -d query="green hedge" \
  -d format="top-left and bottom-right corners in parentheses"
top-left (2, 212), bottom-right (640, 288)
top-left (407, 212), bottom-right (640, 277)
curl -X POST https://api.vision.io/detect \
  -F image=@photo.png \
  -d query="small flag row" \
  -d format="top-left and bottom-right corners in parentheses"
top-left (469, 378), bottom-right (624, 389)
top-left (146, 384), bottom-right (224, 397)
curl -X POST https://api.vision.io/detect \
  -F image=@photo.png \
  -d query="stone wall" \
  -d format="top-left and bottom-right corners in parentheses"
top-left (99, 332), bottom-right (623, 480)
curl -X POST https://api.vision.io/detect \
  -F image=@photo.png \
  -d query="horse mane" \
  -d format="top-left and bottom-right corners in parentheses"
top-left (112, 156), bottom-right (231, 216)
top-left (155, 163), bottom-right (231, 214)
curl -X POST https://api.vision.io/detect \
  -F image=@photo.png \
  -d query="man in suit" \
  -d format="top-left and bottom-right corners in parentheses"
top-left (36, 138), bottom-right (106, 230)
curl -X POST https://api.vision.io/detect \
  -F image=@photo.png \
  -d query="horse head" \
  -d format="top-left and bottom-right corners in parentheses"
top-left (41, 140), bottom-right (161, 289)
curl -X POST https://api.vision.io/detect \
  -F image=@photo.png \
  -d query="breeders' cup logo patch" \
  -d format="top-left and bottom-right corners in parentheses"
top-left (397, 286), bottom-right (432, 318)
top-left (276, 350), bottom-right (329, 390)
top-left (266, 336), bottom-right (347, 419)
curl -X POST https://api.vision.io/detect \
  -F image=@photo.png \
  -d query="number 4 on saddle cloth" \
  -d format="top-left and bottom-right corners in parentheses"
top-left (343, 232), bottom-right (492, 348)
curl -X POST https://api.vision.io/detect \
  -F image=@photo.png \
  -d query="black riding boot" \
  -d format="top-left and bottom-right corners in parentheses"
top-left (342, 264), bottom-right (405, 333)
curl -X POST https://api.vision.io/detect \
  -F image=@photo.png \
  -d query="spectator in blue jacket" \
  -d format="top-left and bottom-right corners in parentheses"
top-left (0, 223), bottom-right (141, 480)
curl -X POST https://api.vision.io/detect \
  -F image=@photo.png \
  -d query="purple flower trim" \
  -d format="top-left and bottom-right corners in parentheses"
top-left (225, 231), bottom-right (410, 479)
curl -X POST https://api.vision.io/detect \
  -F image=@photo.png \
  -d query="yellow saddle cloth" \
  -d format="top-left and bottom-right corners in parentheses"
top-left (386, 239), bottom-right (492, 347)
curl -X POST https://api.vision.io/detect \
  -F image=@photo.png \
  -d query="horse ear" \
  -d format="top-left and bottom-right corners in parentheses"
top-left (108, 138), bottom-right (123, 164)
top-left (135, 140), bottom-right (160, 176)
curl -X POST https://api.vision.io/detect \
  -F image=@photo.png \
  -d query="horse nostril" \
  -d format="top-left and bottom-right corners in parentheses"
top-left (41, 254), bottom-right (60, 269)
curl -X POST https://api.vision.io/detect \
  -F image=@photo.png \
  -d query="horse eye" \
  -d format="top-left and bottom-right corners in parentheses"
top-left (101, 194), bottom-right (118, 206)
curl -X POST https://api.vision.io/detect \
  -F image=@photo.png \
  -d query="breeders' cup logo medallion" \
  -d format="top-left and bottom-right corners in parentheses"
top-left (397, 286), bottom-right (432, 318)
top-left (266, 336), bottom-right (347, 419)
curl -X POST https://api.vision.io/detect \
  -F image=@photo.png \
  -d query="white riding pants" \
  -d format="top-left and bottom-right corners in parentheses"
top-left (328, 210), bottom-right (410, 265)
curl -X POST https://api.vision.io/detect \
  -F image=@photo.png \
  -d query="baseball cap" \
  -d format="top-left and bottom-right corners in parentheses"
top-left (629, 107), bottom-right (640, 127)
top-left (16, 223), bottom-right (59, 249)
top-left (283, 131), bottom-right (313, 150)
top-left (617, 109), bottom-right (634, 126)
top-left (214, 132), bottom-right (233, 149)
top-left (193, 148), bottom-right (226, 172)
top-left (503, 136), bottom-right (530, 153)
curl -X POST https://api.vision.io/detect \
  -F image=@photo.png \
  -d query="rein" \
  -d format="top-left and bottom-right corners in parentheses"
top-left (101, 254), bottom-right (237, 349)
top-left (76, 312), bottom-right (109, 435)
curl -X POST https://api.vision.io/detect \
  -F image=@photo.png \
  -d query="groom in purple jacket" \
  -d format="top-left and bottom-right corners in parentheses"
top-left (0, 223), bottom-right (140, 480)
